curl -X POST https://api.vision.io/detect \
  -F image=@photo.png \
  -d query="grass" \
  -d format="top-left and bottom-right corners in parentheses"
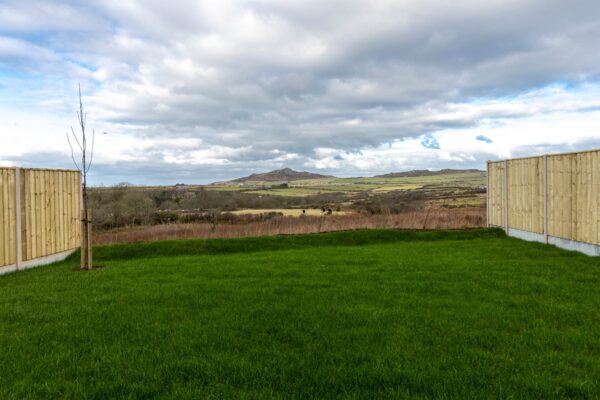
top-left (245, 188), bottom-right (335, 197)
top-left (230, 208), bottom-right (353, 216)
top-left (371, 184), bottom-right (424, 192)
top-left (1, 229), bottom-right (599, 399)
top-left (93, 208), bottom-right (486, 245)
top-left (426, 193), bottom-right (487, 208)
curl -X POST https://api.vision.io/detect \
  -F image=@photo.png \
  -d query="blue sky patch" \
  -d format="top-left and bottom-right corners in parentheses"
top-left (476, 135), bottom-right (493, 144)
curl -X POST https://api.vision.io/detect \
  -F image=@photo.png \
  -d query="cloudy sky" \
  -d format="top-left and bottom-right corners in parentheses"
top-left (1, 0), bottom-right (600, 185)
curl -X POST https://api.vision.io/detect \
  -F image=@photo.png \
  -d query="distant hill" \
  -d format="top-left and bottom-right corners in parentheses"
top-left (229, 168), bottom-right (334, 183)
top-left (375, 169), bottom-right (483, 178)
top-left (213, 167), bottom-right (484, 185)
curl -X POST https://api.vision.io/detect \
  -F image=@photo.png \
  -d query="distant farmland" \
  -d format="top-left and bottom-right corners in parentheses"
top-left (88, 170), bottom-right (486, 243)
top-left (207, 171), bottom-right (486, 198)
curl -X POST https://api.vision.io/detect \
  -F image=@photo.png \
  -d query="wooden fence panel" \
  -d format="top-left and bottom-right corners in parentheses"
top-left (19, 169), bottom-right (81, 261)
top-left (0, 168), bottom-right (16, 267)
top-left (547, 153), bottom-right (574, 240)
top-left (507, 157), bottom-right (544, 234)
top-left (547, 151), bottom-right (600, 243)
top-left (1, 167), bottom-right (81, 270)
top-left (489, 149), bottom-right (600, 246)
top-left (487, 161), bottom-right (505, 227)
top-left (578, 151), bottom-right (599, 245)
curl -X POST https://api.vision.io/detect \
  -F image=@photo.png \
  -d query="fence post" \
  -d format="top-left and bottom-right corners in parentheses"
top-left (486, 161), bottom-right (490, 227)
top-left (14, 168), bottom-right (22, 269)
top-left (543, 155), bottom-right (548, 244)
top-left (503, 159), bottom-right (509, 232)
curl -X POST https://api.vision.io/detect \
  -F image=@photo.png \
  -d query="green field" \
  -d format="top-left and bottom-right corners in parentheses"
top-left (208, 171), bottom-right (486, 197)
top-left (88, 171), bottom-right (487, 232)
top-left (231, 208), bottom-right (352, 216)
top-left (1, 229), bottom-right (599, 398)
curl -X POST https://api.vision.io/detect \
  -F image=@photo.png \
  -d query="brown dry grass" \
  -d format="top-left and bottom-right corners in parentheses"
top-left (93, 207), bottom-right (486, 245)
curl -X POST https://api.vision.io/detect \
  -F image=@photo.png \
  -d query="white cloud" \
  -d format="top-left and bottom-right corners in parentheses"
top-left (1, 0), bottom-right (600, 183)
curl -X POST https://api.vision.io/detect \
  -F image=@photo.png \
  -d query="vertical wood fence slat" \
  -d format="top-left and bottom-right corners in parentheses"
top-left (543, 155), bottom-right (548, 244)
top-left (0, 168), bottom-right (16, 267)
top-left (8, 170), bottom-right (15, 265)
top-left (0, 169), bottom-right (13, 266)
top-left (1, 170), bottom-right (5, 265)
top-left (590, 152), bottom-right (600, 243)
top-left (15, 168), bottom-right (22, 267)
top-left (503, 159), bottom-right (509, 231)
top-left (487, 161), bottom-right (505, 227)
top-left (486, 161), bottom-right (490, 227)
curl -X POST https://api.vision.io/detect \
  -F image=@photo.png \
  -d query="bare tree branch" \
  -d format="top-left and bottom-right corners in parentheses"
top-left (70, 126), bottom-right (83, 151)
top-left (86, 129), bottom-right (95, 172)
top-left (66, 132), bottom-right (82, 172)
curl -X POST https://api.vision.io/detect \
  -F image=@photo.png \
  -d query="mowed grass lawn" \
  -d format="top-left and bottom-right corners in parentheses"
top-left (0, 229), bottom-right (599, 399)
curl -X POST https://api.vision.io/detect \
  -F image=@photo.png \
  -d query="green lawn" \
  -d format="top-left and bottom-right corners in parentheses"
top-left (0, 229), bottom-right (599, 399)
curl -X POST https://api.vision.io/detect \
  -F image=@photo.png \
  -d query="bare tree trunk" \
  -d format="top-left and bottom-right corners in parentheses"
top-left (67, 84), bottom-right (95, 270)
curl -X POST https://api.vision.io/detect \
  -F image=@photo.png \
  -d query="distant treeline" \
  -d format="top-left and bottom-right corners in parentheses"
top-left (89, 186), bottom-right (343, 230)
top-left (89, 185), bottom-right (483, 231)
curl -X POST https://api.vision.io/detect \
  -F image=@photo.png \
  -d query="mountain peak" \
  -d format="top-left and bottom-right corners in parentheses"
top-left (229, 168), bottom-right (334, 183)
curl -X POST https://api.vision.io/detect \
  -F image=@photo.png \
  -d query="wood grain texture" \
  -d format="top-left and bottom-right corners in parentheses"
top-left (487, 161), bottom-right (505, 227)
top-left (0, 168), bottom-right (16, 267)
top-left (0, 166), bottom-right (82, 266)
top-left (507, 157), bottom-right (544, 234)
top-left (489, 149), bottom-right (599, 245)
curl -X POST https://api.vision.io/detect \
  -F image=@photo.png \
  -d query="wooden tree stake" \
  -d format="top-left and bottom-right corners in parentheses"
top-left (81, 209), bottom-right (92, 270)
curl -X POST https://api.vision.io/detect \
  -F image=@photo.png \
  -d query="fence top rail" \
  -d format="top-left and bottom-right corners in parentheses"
top-left (0, 166), bottom-right (80, 173)
top-left (487, 147), bottom-right (600, 164)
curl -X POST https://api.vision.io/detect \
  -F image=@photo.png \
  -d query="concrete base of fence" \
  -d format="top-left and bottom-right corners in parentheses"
top-left (0, 248), bottom-right (78, 276)
top-left (507, 228), bottom-right (600, 257)
top-left (0, 264), bottom-right (18, 276)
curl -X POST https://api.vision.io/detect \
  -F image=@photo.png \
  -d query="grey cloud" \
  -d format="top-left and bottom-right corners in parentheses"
top-left (509, 138), bottom-right (600, 160)
top-left (476, 135), bottom-right (493, 144)
top-left (2, 0), bottom-right (600, 182)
